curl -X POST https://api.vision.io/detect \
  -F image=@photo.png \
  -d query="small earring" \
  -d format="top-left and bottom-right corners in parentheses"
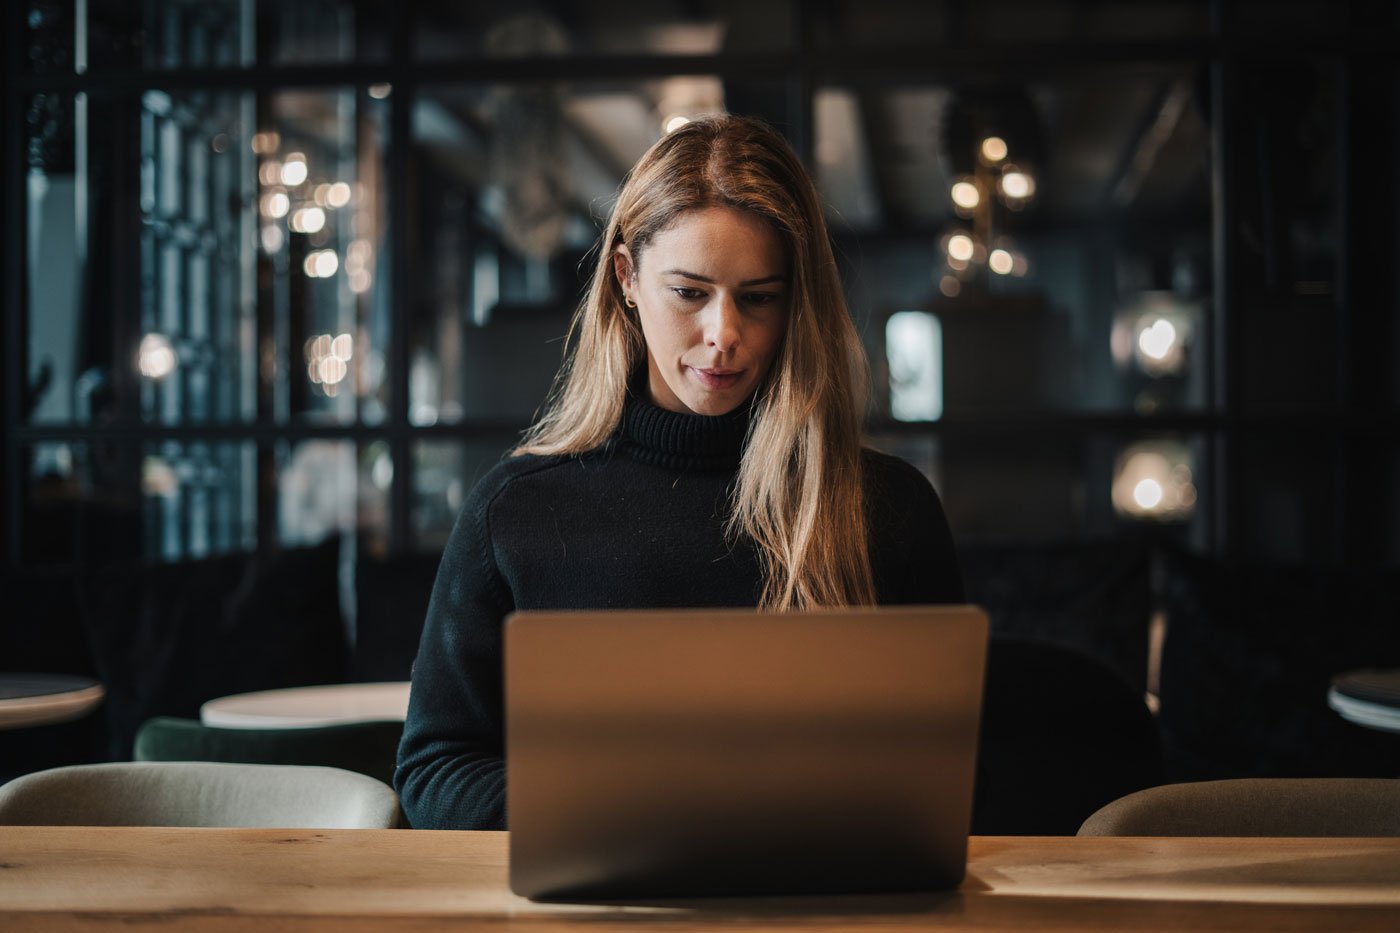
top-left (624, 296), bottom-right (637, 308)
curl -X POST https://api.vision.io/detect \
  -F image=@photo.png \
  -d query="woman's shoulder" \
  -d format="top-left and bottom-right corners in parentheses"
top-left (860, 447), bottom-right (938, 497)
top-left (859, 446), bottom-right (951, 527)
top-left (466, 445), bottom-right (618, 508)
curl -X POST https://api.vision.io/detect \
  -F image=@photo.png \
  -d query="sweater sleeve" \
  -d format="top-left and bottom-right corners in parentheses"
top-left (394, 472), bottom-right (515, 830)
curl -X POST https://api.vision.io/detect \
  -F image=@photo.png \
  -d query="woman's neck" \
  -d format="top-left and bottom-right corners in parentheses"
top-left (616, 393), bottom-right (752, 472)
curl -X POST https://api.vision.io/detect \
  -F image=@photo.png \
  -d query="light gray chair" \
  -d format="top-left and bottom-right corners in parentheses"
top-left (0, 761), bottom-right (401, 828)
top-left (1078, 778), bottom-right (1400, 837)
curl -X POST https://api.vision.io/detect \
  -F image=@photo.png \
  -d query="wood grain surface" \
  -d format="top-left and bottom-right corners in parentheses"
top-left (2, 828), bottom-right (1398, 932)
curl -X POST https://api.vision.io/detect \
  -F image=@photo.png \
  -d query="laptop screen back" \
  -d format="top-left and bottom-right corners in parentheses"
top-left (505, 605), bottom-right (988, 900)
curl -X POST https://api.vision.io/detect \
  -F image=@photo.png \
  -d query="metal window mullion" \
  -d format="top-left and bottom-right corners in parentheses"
top-left (1208, 0), bottom-right (1238, 560)
top-left (2, 1), bottom-right (25, 564)
top-left (178, 115), bottom-right (193, 427)
top-left (387, 6), bottom-right (414, 554)
top-left (18, 37), bottom-right (1400, 96)
top-left (252, 85), bottom-right (276, 554)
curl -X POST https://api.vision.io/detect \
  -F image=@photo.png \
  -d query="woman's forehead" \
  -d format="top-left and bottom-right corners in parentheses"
top-left (639, 207), bottom-right (788, 277)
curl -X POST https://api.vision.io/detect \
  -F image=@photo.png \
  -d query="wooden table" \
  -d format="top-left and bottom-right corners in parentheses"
top-left (200, 682), bottom-right (410, 729)
top-left (2, 828), bottom-right (1398, 931)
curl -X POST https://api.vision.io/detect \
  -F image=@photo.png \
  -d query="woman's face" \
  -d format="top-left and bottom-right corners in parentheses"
top-left (615, 206), bottom-right (789, 417)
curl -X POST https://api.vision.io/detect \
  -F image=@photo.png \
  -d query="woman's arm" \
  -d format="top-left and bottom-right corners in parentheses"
top-left (395, 477), bottom-right (514, 830)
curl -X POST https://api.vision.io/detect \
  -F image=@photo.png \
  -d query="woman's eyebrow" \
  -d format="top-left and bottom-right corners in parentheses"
top-left (661, 270), bottom-right (787, 287)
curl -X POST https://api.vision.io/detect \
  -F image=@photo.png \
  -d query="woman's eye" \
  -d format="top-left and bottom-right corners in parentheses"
top-left (670, 287), bottom-right (705, 301)
top-left (745, 293), bottom-right (781, 307)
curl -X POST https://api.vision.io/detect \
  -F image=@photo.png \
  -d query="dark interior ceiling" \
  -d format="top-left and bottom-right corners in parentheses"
top-left (408, 2), bottom-right (1215, 243)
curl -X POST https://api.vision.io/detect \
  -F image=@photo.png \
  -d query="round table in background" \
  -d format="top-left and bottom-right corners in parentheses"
top-left (0, 674), bottom-right (105, 730)
top-left (200, 682), bottom-right (411, 729)
top-left (1329, 668), bottom-right (1400, 734)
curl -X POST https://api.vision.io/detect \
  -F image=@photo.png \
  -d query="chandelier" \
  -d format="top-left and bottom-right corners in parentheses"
top-left (938, 133), bottom-right (1034, 298)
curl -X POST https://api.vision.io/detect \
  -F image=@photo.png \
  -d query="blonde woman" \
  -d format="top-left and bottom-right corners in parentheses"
top-left (396, 114), bottom-right (963, 830)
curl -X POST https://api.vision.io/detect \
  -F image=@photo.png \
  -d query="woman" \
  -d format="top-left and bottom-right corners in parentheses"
top-left (395, 114), bottom-right (963, 830)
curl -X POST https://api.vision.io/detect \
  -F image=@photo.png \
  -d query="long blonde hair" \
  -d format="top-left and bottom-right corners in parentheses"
top-left (515, 114), bottom-right (875, 610)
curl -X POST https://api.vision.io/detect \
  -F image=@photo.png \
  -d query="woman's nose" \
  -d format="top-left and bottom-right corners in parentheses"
top-left (704, 295), bottom-right (741, 353)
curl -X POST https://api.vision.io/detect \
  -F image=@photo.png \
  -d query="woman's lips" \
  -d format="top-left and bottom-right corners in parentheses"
top-left (689, 367), bottom-right (744, 390)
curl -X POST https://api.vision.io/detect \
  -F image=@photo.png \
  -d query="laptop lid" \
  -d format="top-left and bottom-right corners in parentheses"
top-left (505, 605), bottom-right (988, 900)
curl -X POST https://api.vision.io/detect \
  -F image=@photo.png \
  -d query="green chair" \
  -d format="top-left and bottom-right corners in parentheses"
top-left (134, 716), bottom-right (403, 787)
top-left (0, 761), bottom-right (400, 828)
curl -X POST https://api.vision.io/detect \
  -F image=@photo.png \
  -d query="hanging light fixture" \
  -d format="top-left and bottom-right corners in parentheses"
top-left (999, 165), bottom-right (1036, 203)
top-left (950, 178), bottom-right (980, 212)
top-left (940, 138), bottom-right (1035, 284)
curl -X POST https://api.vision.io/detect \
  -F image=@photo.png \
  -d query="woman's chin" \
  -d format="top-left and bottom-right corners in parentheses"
top-left (650, 372), bottom-right (752, 416)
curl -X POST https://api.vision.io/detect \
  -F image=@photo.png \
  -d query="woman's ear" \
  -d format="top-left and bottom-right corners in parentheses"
top-left (613, 245), bottom-right (635, 302)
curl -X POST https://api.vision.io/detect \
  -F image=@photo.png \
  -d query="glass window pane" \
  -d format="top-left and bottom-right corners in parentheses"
top-left (412, 439), bottom-right (516, 552)
top-left (885, 312), bottom-right (944, 422)
top-left (21, 441), bottom-right (254, 564)
top-left (358, 440), bottom-right (393, 558)
top-left (24, 1), bottom-right (79, 75)
top-left (263, 1), bottom-right (392, 65)
top-left (26, 442), bottom-right (134, 562)
top-left (138, 89), bottom-right (259, 425)
top-left (409, 80), bottom-right (792, 427)
top-left (415, 1), bottom-right (794, 61)
top-left (25, 91), bottom-right (82, 425)
top-left (877, 431), bottom-right (1210, 549)
top-left (81, 1), bottom-right (388, 72)
top-left (820, 68), bottom-right (1214, 415)
top-left (276, 439), bottom-right (387, 554)
top-left (260, 88), bottom-right (391, 426)
top-left (141, 441), bottom-right (257, 561)
top-left (27, 89), bottom-right (259, 426)
top-left (20, 443), bottom-right (115, 564)
top-left (85, 0), bottom-right (250, 72)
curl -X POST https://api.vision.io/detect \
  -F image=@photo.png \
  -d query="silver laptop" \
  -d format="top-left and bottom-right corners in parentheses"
top-left (505, 605), bottom-right (988, 900)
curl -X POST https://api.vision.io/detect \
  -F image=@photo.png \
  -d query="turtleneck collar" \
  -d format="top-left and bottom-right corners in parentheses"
top-left (616, 391), bottom-right (753, 472)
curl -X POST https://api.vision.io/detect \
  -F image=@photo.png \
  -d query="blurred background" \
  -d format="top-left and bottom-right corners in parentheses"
top-left (4, 1), bottom-right (1399, 797)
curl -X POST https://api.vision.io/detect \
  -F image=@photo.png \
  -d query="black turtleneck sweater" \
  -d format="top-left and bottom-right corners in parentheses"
top-left (394, 399), bottom-right (965, 830)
